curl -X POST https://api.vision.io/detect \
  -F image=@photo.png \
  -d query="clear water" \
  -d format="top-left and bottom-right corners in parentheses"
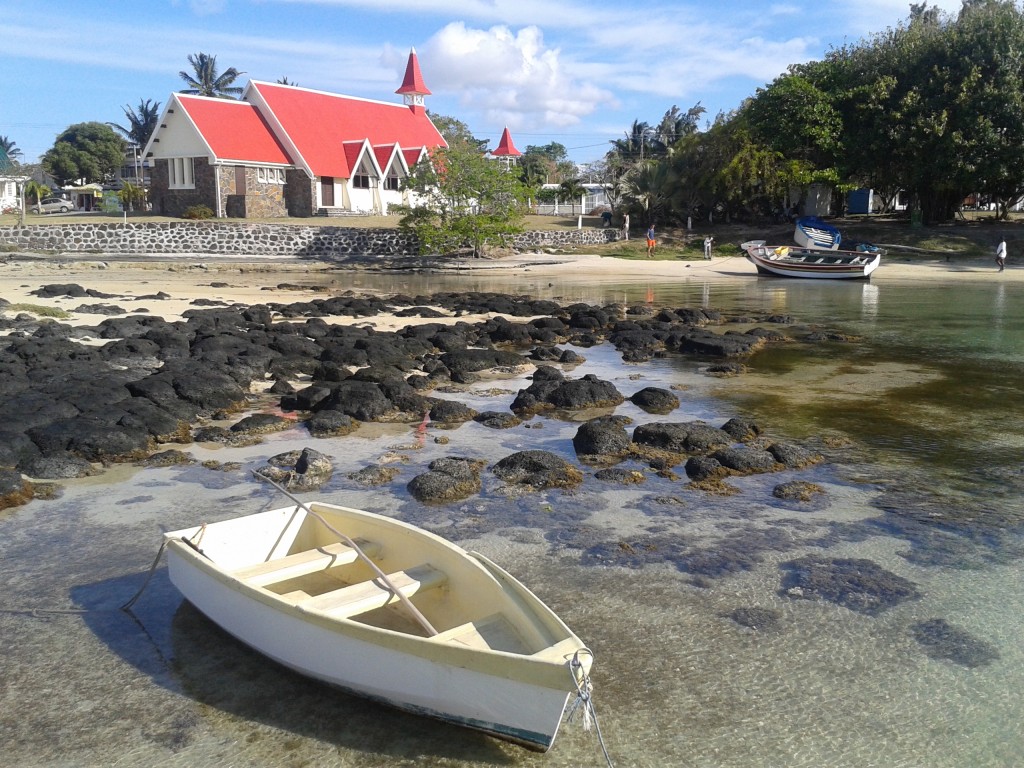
top-left (2, 271), bottom-right (1023, 767)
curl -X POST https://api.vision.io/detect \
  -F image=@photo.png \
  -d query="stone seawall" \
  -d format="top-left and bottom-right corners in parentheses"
top-left (0, 222), bottom-right (621, 259)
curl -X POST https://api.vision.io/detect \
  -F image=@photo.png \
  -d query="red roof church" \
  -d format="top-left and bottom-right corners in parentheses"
top-left (143, 49), bottom-right (447, 218)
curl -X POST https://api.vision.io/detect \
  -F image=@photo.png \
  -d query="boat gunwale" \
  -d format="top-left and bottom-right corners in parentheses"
top-left (744, 243), bottom-right (880, 278)
top-left (164, 504), bottom-right (587, 688)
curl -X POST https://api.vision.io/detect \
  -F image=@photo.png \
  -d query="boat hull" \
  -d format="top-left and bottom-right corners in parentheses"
top-left (794, 216), bottom-right (841, 250)
top-left (164, 503), bottom-right (588, 751)
top-left (744, 244), bottom-right (880, 280)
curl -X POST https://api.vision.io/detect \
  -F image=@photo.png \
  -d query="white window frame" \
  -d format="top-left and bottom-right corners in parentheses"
top-left (168, 157), bottom-right (195, 189)
top-left (256, 167), bottom-right (285, 185)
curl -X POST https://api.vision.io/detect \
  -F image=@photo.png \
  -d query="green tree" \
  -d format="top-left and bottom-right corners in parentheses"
top-left (117, 182), bottom-right (145, 212)
top-left (42, 122), bottom-right (126, 185)
top-left (558, 177), bottom-right (586, 203)
top-left (179, 52), bottom-right (245, 98)
top-left (108, 98), bottom-right (162, 149)
top-left (617, 160), bottom-right (671, 224)
top-left (395, 144), bottom-right (530, 257)
top-left (518, 143), bottom-right (575, 185)
top-left (24, 180), bottom-right (50, 206)
top-left (276, 76), bottom-right (299, 86)
top-left (426, 112), bottom-right (488, 152)
top-left (0, 136), bottom-right (22, 162)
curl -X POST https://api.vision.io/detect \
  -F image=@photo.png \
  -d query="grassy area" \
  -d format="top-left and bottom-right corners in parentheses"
top-left (2, 209), bottom-right (1020, 262)
top-left (3, 304), bottom-right (73, 319)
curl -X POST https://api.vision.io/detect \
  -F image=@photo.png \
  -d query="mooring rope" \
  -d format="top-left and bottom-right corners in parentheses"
top-left (565, 648), bottom-right (614, 767)
top-left (120, 540), bottom-right (168, 611)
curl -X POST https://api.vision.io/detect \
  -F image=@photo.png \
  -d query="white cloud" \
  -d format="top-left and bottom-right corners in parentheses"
top-left (417, 22), bottom-right (617, 131)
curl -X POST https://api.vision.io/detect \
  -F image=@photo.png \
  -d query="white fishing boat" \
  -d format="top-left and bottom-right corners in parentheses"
top-left (743, 241), bottom-right (881, 280)
top-left (163, 498), bottom-right (594, 751)
top-left (793, 216), bottom-right (842, 250)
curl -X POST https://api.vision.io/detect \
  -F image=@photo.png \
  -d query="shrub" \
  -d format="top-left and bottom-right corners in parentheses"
top-left (181, 205), bottom-right (214, 220)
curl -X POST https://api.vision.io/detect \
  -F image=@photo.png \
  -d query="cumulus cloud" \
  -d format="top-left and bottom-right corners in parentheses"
top-left (416, 22), bottom-right (616, 130)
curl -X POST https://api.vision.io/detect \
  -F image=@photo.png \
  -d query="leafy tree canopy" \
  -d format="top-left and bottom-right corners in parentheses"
top-left (42, 122), bottom-right (126, 186)
top-left (395, 144), bottom-right (529, 257)
top-left (427, 112), bottom-right (488, 152)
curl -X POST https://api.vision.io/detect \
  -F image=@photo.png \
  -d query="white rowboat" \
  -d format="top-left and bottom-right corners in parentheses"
top-left (743, 241), bottom-right (881, 280)
top-left (164, 500), bottom-right (593, 751)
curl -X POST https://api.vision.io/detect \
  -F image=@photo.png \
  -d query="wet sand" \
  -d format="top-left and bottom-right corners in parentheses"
top-left (1, 249), bottom-right (1021, 331)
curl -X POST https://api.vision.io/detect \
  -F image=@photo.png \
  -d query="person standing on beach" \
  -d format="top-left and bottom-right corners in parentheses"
top-left (704, 235), bottom-right (714, 260)
top-left (646, 223), bottom-right (656, 257)
top-left (621, 213), bottom-right (630, 241)
top-left (996, 238), bottom-right (1007, 271)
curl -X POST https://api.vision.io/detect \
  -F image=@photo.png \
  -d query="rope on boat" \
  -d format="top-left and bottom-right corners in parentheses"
top-left (120, 539), bottom-right (168, 611)
top-left (566, 648), bottom-right (614, 768)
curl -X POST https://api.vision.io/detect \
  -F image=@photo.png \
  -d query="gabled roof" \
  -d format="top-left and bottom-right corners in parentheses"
top-left (247, 81), bottom-right (446, 179)
top-left (173, 94), bottom-right (292, 165)
top-left (395, 47), bottom-right (431, 96)
top-left (402, 147), bottom-right (428, 168)
top-left (373, 143), bottom-right (406, 176)
top-left (491, 126), bottom-right (522, 157)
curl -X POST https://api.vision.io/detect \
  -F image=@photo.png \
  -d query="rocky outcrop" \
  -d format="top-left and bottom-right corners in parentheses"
top-left (492, 450), bottom-right (583, 490)
top-left (407, 457), bottom-right (486, 503)
top-left (255, 447), bottom-right (334, 491)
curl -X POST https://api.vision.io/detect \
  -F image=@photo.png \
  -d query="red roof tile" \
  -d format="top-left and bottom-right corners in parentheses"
top-left (402, 147), bottom-right (427, 169)
top-left (395, 48), bottom-right (431, 96)
top-left (177, 95), bottom-right (292, 164)
top-left (251, 82), bottom-right (446, 178)
top-left (373, 144), bottom-right (399, 171)
top-left (492, 126), bottom-right (522, 157)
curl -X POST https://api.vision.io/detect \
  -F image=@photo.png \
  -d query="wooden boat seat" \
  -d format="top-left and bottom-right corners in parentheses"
top-left (433, 613), bottom-right (532, 654)
top-left (233, 539), bottom-right (380, 588)
top-left (302, 564), bottom-right (446, 618)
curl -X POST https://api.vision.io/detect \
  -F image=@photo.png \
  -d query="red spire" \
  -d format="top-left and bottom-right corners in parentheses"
top-left (396, 48), bottom-right (431, 96)
top-left (491, 126), bottom-right (522, 157)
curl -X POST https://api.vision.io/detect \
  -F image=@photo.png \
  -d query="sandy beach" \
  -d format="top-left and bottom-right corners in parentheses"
top-left (2, 250), bottom-right (1020, 330)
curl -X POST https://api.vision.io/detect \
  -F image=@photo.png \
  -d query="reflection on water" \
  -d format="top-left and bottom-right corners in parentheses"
top-left (3, 272), bottom-right (1024, 767)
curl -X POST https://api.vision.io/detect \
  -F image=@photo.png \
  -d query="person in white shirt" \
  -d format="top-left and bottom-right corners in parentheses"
top-left (996, 238), bottom-right (1007, 271)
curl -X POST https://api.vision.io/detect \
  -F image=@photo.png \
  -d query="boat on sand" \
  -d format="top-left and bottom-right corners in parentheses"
top-left (742, 240), bottom-right (881, 280)
top-left (164, 498), bottom-right (594, 751)
top-left (794, 216), bottom-right (842, 250)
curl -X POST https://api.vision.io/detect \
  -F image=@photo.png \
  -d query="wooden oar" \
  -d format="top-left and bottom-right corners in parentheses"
top-left (252, 471), bottom-right (438, 637)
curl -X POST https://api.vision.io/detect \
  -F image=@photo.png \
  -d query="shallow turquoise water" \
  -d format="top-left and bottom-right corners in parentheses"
top-left (2, 269), bottom-right (1023, 767)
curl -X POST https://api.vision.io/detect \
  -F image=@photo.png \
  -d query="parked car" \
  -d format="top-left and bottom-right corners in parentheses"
top-left (30, 197), bottom-right (74, 214)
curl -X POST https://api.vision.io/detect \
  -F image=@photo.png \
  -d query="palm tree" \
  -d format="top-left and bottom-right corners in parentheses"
top-left (558, 177), bottom-right (586, 203)
top-left (179, 53), bottom-right (245, 98)
top-left (0, 136), bottom-right (22, 162)
top-left (276, 76), bottom-right (299, 86)
top-left (618, 160), bottom-right (670, 224)
top-left (25, 180), bottom-right (50, 206)
top-left (108, 99), bottom-right (162, 148)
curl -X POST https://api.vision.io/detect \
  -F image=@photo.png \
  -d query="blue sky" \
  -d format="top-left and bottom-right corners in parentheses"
top-left (3, 0), bottom-right (964, 166)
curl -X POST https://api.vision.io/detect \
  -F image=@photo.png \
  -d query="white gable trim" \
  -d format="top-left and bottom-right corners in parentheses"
top-left (142, 94), bottom-right (216, 162)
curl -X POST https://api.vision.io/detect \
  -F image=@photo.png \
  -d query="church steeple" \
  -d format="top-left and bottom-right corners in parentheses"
top-left (396, 48), bottom-right (431, 113)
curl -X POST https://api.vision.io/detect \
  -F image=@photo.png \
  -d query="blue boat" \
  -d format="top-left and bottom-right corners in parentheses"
top-left (794, 216), bottom-right (841, 250)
